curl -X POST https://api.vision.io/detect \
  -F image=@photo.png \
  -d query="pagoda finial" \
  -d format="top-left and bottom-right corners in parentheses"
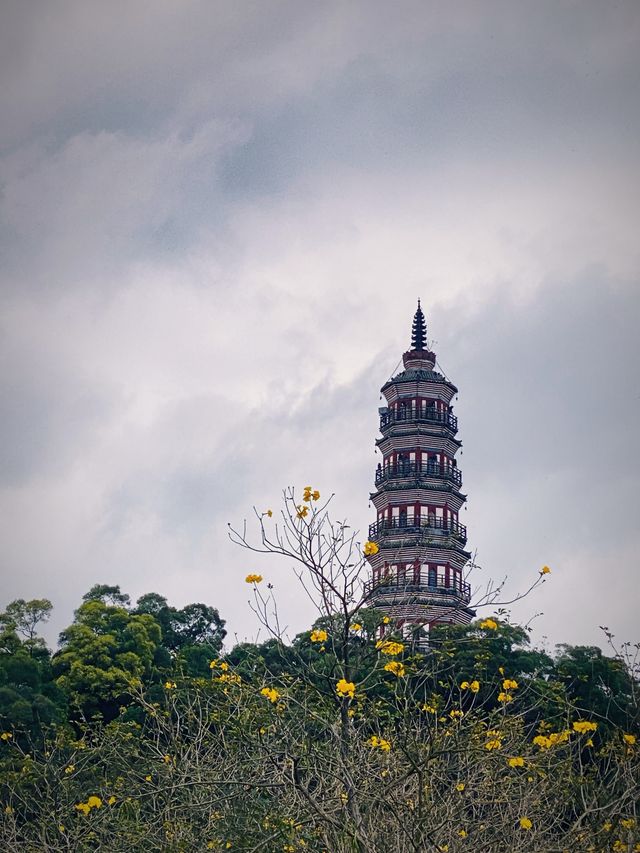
top-left (411, 299), bottom-right (427, 350)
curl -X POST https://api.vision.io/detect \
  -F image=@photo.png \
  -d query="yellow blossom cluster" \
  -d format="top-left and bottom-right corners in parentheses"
top-left (0, 732), bottom-right (12, 741)
top-left (485, 729), bottom-right (502, 750)
top-left (533, 730), bottom-right (571, 749)
top-left (376, 640), bottom-right (404, 656)
top-left (164, 681), bottom-right (177, 690)
top-left (260, 687), bottom-right (279, 703)
top-left (479, 618), bottom-right (498, 630)
top-left (303, 485), bottom-right (320, 502)
top-left (310, 629), bottom-right (328, 643)
top-left (384, 661), bottom-right (405, 677)
top-left (507, 756), bottom-right (525, 767)
top-left (382, 615), bottom-right (390, 624)
top-left (296, 505), bottom-right (309, 519)
top-left (502, 678), bottom-right (518, 691)
top-left (623, 733), bottom-right (637, 745)
top-left (363, 540), bottom-right (379, 556)
top-left (421, 703), bottom-right (437, 714)
top-left (519, 817), bottom-right (533, 830)
top-left (572, 720), bottom-right (598, 734)
top-left (497, 692), bottom-right (514, 703)
top-left (336, 679), bottom-right (356, 699)
top-left (245, 574), bottom-right (263, 584)
top-left (218, 672), bottom-right (241, 685)
top-left (75, 795), bottom-right (102, 816)
top-left (350, 623), bottom-right (362, 632)
top-left (368, 735), bottom-right (391, 752)
top-left (460, 680), bottom-right (480, 693)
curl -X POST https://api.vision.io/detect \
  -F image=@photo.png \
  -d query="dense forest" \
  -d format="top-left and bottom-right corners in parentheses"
top-left (1, 491), bottom-right (638, 851)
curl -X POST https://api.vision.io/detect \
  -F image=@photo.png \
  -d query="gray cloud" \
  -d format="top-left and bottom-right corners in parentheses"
top-left (0, 0), bottom-right (638, 650)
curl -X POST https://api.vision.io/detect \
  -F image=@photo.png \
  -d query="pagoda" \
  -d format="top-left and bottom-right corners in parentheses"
top-left (365, 301), bottom-right (475, 636)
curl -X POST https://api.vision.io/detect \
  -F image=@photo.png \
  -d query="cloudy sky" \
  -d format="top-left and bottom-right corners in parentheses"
top-left (1, 1), bottom-right (639, 652)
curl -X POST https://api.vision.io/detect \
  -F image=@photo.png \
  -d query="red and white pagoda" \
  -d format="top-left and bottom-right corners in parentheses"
top-left (365, 301), bottom-right (475, 636)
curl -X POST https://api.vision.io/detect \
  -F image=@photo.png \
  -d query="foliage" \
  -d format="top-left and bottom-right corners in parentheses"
top-left (0, 490), bottom-right (638, 851)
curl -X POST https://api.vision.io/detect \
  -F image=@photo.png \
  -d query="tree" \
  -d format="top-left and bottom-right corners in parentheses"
top-left (134, 594), bottom-right (226, 676)
top-left (82, 584), bottom-right (131, 608)
top-left (53, 597), bottom-right (161, 720)
top-left (0, 599), bottom-right (52, 650)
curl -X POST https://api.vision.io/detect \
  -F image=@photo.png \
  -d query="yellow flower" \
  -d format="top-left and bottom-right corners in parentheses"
top-left (75, 802), bottom-right (90, 816)
top-left (58, 825), bottom-right (65, 832)
top-left (209, 660), bottom-right (218, 669)
top-left (376, 640), bottom-right (404, 655)
top-left (296, 505), bottom-right (309, 519)
top-left (266, 509), bottom-right (273, 517)
top-left (497, 692), bottom-right (513, 703)
top-left (368, 735), bottom-right (391, 752)
top-left (485, 738), bottom-right (502, 751)
top-left (162, 754), bottom-right (171, 763)
top-left (384, 660), bottom-right (405, 677)
top-left (64, 764), bottom-right (75, 774)
top-left (219, 661), bottom-right (229, 671)
top-left (519, 817), bottom-right (533, 830)
top-left (623, 733), bottom-right (637, 745)
top-left (508, 756), bottom-right (525, 767)
top-left (460, 680), bottom-right (480, 693)
top-left (458, 829), bottom-right (468, 838)
top-left (164, 681), bottom-right (177, 689)
top-left (245, 573), bottom-right (263, 584)
top-left (460, 680), bottom-right (469, 690)
top-left (4, 805), bottom-right (13, 815)
top-left (86, 796), bottom-right (102, 809)
top-left (312, 490), bottom-right (320, 501)
top-left (382, 616), bottom-right (390, 624)
top-left (0, 732), bottom-right (12, 741)
top-left (107, 796), bottom-right (116, 805)
top-left (363, 540), bottom-right (379, 556)
top-left (621, 818), bottom-right (636, 829)
top-left (260, 687), bottom-right (279, 703)
top-left (586, 738), bottom-right (594, 747)
top-left (336, 678), bottom-right (356, 699)
top-left (502, 678), bottom-right (518, 691)
top-left (145, 775), bottom-right (152, 782)
top-left (421, 703), bottom-right (436, 713)
top-left (573, 720), bottom-right (597, 734)
top-left (310, 629), bottom-right (328, 643)
top-left (455, 782), bottom-right (465, 791)
top-left (540, 565), bottom-right (551, 574)
top-left (479, 618), bottom-right (497, 630)
top-left (350, 623), bottom-right (362, 632)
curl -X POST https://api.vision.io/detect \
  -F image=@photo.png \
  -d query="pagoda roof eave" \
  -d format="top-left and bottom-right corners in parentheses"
top-left (381, 370), bottom-right (458, 395)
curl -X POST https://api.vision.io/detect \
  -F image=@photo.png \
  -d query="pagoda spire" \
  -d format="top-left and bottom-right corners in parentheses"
top-left (411, 299), bottom-right (427, 350)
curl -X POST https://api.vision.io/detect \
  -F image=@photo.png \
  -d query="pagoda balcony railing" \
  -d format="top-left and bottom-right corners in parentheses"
top-left (380, 408), bottom-right (458, 433)
top-left (368, 516), bottom-right (467, 544)
top-left (364, 576), bottom-right (472, 605)
top-left (375, 461), bottom-right (462, 488)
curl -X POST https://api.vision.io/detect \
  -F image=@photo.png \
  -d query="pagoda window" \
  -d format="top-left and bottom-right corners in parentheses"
top-left (428, 566), bottom-right (437, 587)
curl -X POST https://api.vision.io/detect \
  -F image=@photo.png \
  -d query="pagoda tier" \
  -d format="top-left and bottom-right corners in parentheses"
top-left (365, 301), bottom-right (475, 631)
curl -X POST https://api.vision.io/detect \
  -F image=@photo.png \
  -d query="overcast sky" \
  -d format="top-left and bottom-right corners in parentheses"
top-left (1, 1), bottom-right (639, 653)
